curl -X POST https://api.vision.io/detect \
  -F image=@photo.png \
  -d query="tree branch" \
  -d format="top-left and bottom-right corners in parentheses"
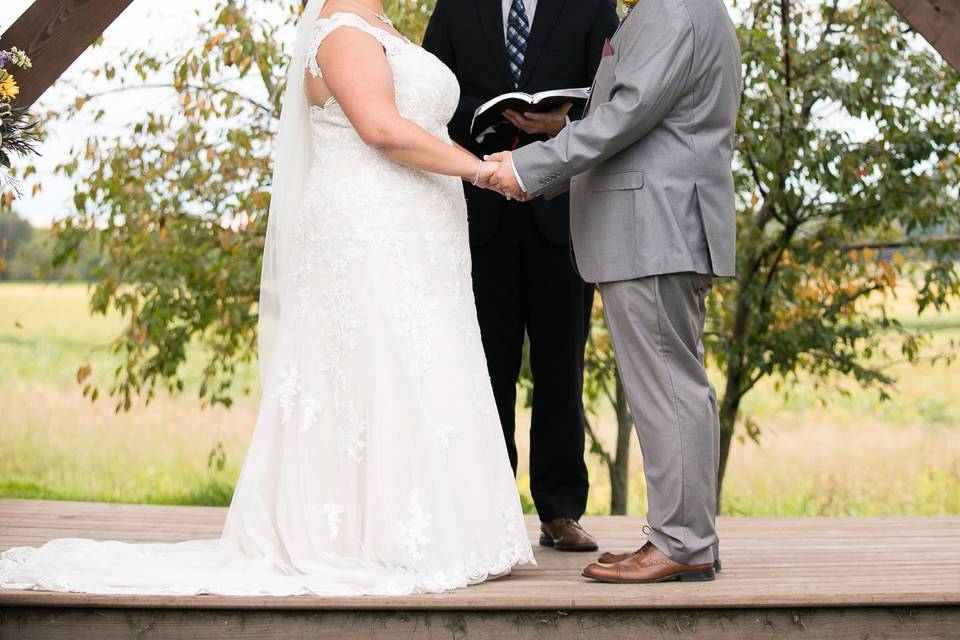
top-left (780, 0), bottom-right (792, 89)
top-left (878, 346), bottom-right (960, 371)
top-left (583, 416), bottom-right (614, 469)
top-left (745, 151), bottom-right (769, 204)
top-left (841, 236), bottom-right (960, 251)
top-left (61, 80), bottom-right (275, 116)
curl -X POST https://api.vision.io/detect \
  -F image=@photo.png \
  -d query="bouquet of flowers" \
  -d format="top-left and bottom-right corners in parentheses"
top-left (0, 46), bottom-right (40, 194)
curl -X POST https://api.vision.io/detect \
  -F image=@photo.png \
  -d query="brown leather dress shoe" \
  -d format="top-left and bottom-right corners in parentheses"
top-left (583, 542), bottom-right (716, 583)
top-left (598, 549), bottom-right (723, 573)
top-left (539, 518), bottom-right (599, 552)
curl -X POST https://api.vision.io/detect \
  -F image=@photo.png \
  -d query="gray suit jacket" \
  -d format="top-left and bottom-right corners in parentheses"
top-left (512, 0), bottom-right (741, 283)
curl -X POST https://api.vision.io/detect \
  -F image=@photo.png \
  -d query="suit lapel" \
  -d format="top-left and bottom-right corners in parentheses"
top-left (583, 8), bottom-right (631, 113)
top-left (477, 0), bottom-right (514, 89)
top-left (517, 0), bottom-right (567, 90)
top-left (520, 0), bottom-right (566, 89)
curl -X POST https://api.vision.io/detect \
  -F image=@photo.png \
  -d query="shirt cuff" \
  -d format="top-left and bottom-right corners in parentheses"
top-left (510, 157), bottom-right (528, 193)
top-left (475, 125), bottom-right (497, 144)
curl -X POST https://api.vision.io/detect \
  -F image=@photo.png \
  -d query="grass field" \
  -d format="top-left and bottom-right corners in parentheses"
top-left (1, 282), bottom-right (958, 516)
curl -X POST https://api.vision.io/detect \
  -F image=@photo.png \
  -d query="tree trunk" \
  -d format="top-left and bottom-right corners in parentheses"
top-left (609, 370), bottom-right (632, 515)
top-left (717, 381), bottom-right (743, 500)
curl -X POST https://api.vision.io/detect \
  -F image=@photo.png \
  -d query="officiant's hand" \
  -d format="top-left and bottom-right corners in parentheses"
top-left (484, 151), bottom-right (530, 201)
top-left (503, 101), bottom-right (573, 137)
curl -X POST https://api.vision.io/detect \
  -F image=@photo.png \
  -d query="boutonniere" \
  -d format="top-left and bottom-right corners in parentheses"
top-left (621, 0), bottom-right (639, 14)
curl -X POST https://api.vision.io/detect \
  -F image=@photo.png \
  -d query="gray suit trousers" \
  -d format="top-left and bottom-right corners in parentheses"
top-left (599, 273), bottom-right (720, 565)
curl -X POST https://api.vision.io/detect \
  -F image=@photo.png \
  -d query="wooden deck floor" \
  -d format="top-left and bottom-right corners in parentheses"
top-left (1, 498), bottom-right (959, 609)
top-left (1, 499), bottom-right (959, 638)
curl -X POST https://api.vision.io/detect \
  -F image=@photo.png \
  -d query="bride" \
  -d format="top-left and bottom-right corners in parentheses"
top-left (0, 0), bottom-right (534, 596)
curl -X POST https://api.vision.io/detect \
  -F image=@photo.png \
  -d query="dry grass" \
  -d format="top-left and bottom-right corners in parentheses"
top-left (1, 282), bottom-right (958, 516)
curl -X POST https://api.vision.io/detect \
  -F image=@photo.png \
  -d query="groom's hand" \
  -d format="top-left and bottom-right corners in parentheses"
top-left (485, 151), bottom-right (529, 201)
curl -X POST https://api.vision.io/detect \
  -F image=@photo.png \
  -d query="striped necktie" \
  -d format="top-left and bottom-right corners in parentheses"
top-left (506, 0), bottom-right (530, 87)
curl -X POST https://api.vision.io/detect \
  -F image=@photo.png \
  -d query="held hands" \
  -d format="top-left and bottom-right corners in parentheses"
top-left (483, 151), bottom-right (529, 201)
top-left (474, 101), bottom-right (574, 200)
top-left (475, 160), bottom-right (501, 188)
top-left (465, 154), bottom-right (529, 202)
top-left (504, 101), bottom-right (573, 137)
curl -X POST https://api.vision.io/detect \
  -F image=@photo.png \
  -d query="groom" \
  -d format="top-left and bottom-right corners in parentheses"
top-left (487, 0), bottom-right (742, 583)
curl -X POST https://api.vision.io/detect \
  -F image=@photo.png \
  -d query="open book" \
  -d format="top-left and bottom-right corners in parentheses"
top-left (470, 87), bottom-right (591, 137)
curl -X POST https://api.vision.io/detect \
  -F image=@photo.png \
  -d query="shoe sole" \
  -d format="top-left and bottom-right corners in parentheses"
top-left (600, 556), bottom-right (723, 573)
top-left (539, 534), bottom-right (599, 552)
top-left (581, 567), bottom-right (717, 584)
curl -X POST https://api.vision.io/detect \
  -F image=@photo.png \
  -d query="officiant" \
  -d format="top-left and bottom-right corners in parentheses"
top-left (424, 0), bottom-right (618, 550)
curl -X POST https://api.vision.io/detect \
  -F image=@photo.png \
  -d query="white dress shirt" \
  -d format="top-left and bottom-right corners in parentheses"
top-left (509, 157), bottom-right (528, 192)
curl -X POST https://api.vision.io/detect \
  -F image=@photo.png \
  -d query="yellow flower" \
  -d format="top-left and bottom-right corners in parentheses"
top-left (0, 75), bottom-right (20, 100)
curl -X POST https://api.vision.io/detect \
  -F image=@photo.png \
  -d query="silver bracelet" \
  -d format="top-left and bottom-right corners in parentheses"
top-left (470, 160), bottom-right (483, 186)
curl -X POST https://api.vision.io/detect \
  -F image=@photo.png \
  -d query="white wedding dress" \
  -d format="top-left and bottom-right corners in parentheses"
top-left (0, 9), bottom-right (534, 596)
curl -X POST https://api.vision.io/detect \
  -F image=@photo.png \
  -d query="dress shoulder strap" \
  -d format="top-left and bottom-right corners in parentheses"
top-left (305, 11), bottom-right (404, 79)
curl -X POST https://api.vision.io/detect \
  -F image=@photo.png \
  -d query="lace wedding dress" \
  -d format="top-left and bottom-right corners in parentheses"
top-left (0, 9), bottom-right (534, 596)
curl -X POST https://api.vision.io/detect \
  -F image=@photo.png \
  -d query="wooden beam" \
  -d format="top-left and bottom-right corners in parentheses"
top-left (886, 0), bottom-right (960, 70)
top-left (4, 607), bottom-right (960, 640)
top-left (0, 0), bottom-right (136, 109)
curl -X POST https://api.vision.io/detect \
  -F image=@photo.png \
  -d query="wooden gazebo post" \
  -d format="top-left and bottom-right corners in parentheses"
top-left (0, 0), bottom-right (134, 109)
top-left (886, 0), bottom-right (960, 70)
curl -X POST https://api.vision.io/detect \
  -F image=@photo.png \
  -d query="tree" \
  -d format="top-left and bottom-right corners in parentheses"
top-left (0, 205), bottom-right (33, 279)
top-left (5, 227), bottom-right (100, 281)
top-left (581, 299), bottom-right (633, 515)
top-left (43, 0), bottom-right (960, 507)
top-left (47, 0), bottom-right (434, 411)
top-left (713, 0), bottom-right (960, 491)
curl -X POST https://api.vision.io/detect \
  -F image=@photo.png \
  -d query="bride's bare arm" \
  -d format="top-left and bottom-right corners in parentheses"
top-left (313, 26), bottom-right (496, 183)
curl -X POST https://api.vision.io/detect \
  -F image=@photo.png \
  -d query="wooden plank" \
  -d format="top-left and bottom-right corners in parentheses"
top-left (886, 0), bottom-right (960, 70)
top-left (6, 586), bottom-right (958, 610)
top-left (0, 499), bottom-right (958, 611)
top-left (2, 606), bottom-right (959, 640)
top-left (0, 0), bottom-right (137, 108)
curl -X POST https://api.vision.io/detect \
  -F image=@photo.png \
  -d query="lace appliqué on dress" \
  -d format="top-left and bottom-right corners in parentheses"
top-left (318, 503), bottom-right (345, 542)
top-left (398, 491), bottom-right (432, 561)
top-left (273, 360), bottom-right (301, 425)
top-left (337, 397), bottom-right (367, 463)
top-left (437, 424), bottom-right (458, 460)
top-left (304, 12), bottom-right (406, 80)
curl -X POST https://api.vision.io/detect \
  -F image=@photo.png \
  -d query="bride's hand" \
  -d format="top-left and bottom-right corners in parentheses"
top-left (475, 160), bottom-right (500, 188)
